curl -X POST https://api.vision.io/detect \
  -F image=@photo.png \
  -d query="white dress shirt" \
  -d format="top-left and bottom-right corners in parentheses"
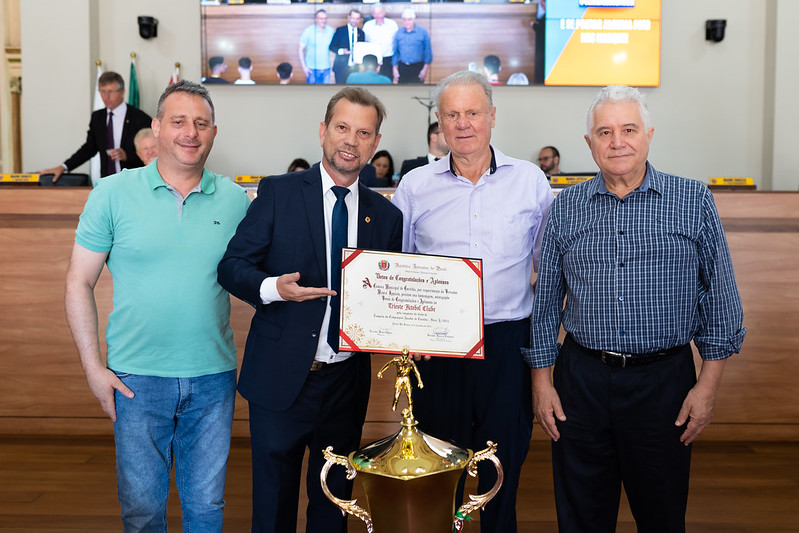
top-left (108, 101), bottom-right (127, 174)
top-left (260, 165), bottom-right (360, 363)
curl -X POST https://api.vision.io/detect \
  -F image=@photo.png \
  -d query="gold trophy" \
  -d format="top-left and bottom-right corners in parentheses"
top-left (320, 350), bottom-right (503, 532)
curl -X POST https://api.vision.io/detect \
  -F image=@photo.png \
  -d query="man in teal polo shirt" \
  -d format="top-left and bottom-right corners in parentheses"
top-left (65, 80), bottom-right (250, 532)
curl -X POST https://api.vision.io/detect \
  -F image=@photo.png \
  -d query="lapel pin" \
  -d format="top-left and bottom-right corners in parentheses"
top-left (365, 216), bottom-right (371, 223)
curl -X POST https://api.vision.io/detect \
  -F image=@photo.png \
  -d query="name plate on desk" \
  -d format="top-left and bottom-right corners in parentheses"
top-left (0, 173), bottom-right (39, 183)
top-left (550, 175), bottom-right (593, 186)
top-left (338, 249), bottom-right (484, 359)
top-left (235, 175), bottom-right (269, 184)
top-left (709, 177), bottom-right (754, 186)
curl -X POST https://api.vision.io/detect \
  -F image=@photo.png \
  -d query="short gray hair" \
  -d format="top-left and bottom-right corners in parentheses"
top-left (133, 127), bottom-right (154, 149)
top-left (433, 70), bottom-right (494, 112)
top-left (586, 85), bottom-right (651, 136)
top-left (156, 79), bottom-right (216, 124)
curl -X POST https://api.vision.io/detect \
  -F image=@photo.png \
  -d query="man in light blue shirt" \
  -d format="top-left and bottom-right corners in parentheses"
top-left (299, 9), bottom-right (335, 84)
top-left (392, 71), bottom-right (553, 533)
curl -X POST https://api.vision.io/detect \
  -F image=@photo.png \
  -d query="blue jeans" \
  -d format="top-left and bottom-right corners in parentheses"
top-left (306, 68), bottom-right (331, 84)
top-left (112, 370), bottom-right (237, 533)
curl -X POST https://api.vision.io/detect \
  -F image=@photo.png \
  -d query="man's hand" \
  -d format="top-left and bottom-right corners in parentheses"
top-left (532, 367), bottom-right (566, 441)
top-left (674, 358), bottom-right (727, 445)
top-left (675, 383), bottom-right (718, 445)
top-left (410, 352), bottom-right (431, 362)
top-left (107, 148), bottom-right (127, 162)
top-left (276, 272), bottom-right (335, 302)
top-left (37, 166), bottom-right (66, 182)
top-left (84, 366), bottom-right (134, 422)
top-left (418, 65), bottom-right (429, 82)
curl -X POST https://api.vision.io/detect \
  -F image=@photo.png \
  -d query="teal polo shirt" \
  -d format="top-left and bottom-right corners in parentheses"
top-left (75, 163), bottom-right (251, 377)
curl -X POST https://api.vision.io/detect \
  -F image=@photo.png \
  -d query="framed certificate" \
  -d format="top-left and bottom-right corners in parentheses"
top-left (338, 248), bottom-right (484, 358)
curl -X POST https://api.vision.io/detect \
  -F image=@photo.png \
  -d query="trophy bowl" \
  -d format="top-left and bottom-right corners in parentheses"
top-left (320, 352), bottom-right (503, 533)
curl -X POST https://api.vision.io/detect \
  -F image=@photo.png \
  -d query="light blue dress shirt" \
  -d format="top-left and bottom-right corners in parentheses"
top-left (392, 146), bottom-right (553, 324)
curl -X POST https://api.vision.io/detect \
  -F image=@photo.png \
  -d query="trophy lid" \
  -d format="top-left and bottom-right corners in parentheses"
top-left (349, 425), bottom-right (472, 480)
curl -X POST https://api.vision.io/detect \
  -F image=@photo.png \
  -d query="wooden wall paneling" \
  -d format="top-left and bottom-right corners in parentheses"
top-left (2, 189), bottom-right (799, 442)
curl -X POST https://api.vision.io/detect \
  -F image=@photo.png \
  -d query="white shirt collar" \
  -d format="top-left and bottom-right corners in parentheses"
top-left (108, 101), bottom-right (127, 116)
top-left (319, 162), bottom-right (360, 201)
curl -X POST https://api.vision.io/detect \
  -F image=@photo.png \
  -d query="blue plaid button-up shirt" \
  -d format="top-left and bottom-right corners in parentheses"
top-left (523, 163), bottom-right (746, 369)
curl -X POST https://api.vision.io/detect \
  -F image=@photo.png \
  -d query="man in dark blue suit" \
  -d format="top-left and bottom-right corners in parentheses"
top-left (398, 121), bottom-right (449, 179)
top-left (218, 87), bottom-right (402, 533)
top-left (329, 9), bottom-right (365, 85)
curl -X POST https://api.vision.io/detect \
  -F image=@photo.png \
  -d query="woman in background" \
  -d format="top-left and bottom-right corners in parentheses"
top-left (370, 150), bottom-right (395, 187)
top-left (287, 158), bottom-right (310, 172)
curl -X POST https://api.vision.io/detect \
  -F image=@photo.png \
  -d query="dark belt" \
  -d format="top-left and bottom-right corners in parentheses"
top-left (310, 359), bottom-right (349, 372)
top-left (569, 335), bottom-right (686, 368)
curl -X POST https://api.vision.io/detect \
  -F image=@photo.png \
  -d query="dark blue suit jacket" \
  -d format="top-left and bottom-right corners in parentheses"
top-left (399, 155), bottom-right (429, 178)
top-left (218, 165), bottom-right (403, 411)
top-left (329, 25), bottom-right (365, 83)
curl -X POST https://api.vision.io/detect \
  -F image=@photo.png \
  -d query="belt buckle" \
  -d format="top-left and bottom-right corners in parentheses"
top-left (310, 360), bottom-right (326, 372)
top-left (601, 350), bottom-right (628, 368)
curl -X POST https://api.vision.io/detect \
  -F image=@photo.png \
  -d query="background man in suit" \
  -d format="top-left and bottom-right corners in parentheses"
top-left (392, 71), bottom-right (554, 533)
top-left (218, 87), bottom-right (402, 533)
top-left (329, 9), bottom-right (365, 85)
top-left (399, 121), bottom-right (448, 178)
top-left (38, 71), bottom-right (151, 182)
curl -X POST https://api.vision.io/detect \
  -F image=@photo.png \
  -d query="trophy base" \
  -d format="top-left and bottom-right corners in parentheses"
top-left (358, 469), bottom-right (464, 533)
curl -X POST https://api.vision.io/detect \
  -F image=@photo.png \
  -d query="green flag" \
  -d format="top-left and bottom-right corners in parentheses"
top-left (128, 57), bottom-right (140, 108)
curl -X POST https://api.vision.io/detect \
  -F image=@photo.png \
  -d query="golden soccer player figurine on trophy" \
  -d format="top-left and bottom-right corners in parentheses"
top-left (320, 349), bottom-right (503, 533)
top-left (377, 351), bottom-right (424, 425)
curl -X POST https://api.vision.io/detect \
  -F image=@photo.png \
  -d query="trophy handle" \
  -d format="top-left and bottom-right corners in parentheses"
top-left (320, 446), bottom-right (374, 533)
top-left (454, 441), bottom-right (504, 532)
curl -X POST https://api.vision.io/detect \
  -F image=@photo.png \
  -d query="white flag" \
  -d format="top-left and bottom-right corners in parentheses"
top-left (90, 63), bottom-right (104, 186)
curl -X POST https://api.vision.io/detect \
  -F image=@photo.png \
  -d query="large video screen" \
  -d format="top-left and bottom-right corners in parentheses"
top-left (200, 1), bottom-right (540, 86)
top-left (200, 0), bottom-right (660, 88)
top-left (544, 0), bottom-right (661, 86)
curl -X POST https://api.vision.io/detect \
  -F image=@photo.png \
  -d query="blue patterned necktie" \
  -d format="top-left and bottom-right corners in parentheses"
top-left (328, 186), bottom-right (350, 352)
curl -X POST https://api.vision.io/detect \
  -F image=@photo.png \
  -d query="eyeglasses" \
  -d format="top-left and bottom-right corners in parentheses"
top-left (99, 89), bottom-right (123, 96)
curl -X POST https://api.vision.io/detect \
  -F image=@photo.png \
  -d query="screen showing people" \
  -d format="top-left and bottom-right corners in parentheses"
top-left (201, 1), bottom-right (660, 87)
top-left (201, 2), bottom-right (538, 86)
